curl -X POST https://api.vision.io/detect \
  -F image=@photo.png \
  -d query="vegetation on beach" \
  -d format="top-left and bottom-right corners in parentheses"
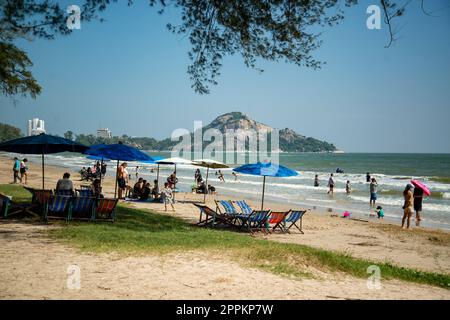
top-left (0, 123), bottom-right (23, 143)
top-left (4, 183), bottom-right (447, 288)
top-left (1, 184), bottom-right (449, 289)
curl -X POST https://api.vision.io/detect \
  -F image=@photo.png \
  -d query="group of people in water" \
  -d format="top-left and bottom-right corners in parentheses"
top-left (315, 170), bottom-right (424, 228)
top-left (79, 161), bottom-right (107, 181)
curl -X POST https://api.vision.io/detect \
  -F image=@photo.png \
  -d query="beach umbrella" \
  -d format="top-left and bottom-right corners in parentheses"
top-left (84, 143), bottom-right (154, 198)
top-left (0, 133), bottom-right (88, 190)
top-left (411, 180), bottom-right (431, 196)
top-left (233, 162), bottom-right (299, 210)
top-left (155, 157), bottom-right (194, 201)
top-left (193, 159), bottom-right (229, 203)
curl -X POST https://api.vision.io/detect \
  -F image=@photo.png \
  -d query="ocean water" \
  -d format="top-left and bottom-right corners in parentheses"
top-left (3, 152), bottom-right (450, 230)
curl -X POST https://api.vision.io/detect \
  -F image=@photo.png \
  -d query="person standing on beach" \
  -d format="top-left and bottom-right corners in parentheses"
top-left (413, 187), bottom-right (424, 226)
top-left (12, 157), bottom-right (21, 183)
top-left (135, 166), bottom-right (139, 179)
top-left (117, 162), bottom-right (128, 199)
top-left (370, 178), bottom-right (378, 207)
top-left (401, 184), bottom-right (414, 229)
top-left (314, 174), bottom-right (320, 187)
top-left (162, 182), bottom-right (175, 211)
top-left (366, 172), bottom-right (371, 183)
top-left (327, 174), bottom-right (335, 195)
top-left (20, 159), bottom-right (28, 184)
top-left (101, 163), bottom-right (107, 178)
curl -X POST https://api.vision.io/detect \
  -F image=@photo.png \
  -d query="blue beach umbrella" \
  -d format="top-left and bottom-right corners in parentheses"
top-left (0, 133), bottom-right (88, 190)
top-left (83, 143), bottom-right (154, 198)
top-left (233, 162), bottom-right (299, 210)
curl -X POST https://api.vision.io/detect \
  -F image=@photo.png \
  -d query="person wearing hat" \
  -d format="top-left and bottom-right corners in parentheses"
top-left (401, 184), bottom-right (414, 229)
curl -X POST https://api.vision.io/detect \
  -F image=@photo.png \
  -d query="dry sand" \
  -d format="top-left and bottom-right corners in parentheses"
top-left (0, 155), bottom-right (449, 300)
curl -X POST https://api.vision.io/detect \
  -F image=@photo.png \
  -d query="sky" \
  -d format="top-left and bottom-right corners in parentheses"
top-left (1, 0), bottom-right (450, 153)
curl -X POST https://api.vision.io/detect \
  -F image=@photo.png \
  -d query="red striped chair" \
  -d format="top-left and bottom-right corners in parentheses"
top-left (93, 198), bottom-right (118, 222)
top-left (267, 211), bottom-right (291, 233)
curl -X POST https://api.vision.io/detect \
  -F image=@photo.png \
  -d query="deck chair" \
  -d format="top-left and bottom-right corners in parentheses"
top-left (0, 193), bottom-right (31, 219)
top-left (93, 198), bottom-right (118, 222)
top-left (55, 189), bottom-right (73, 196)
top-left (215, 200), bottom-right (239, 215)
top-left (267, 211), bottom-right (291, 233)
top-left (75, 188), bottom-right (93, 197)
top-left (0, 193), bottom-right (10, 218)
top-left (44, 195), bottom-right (72, 221)
top-left (284, 210), bottom-right (307, 234)
top-left (69, 196), bottom-right (96, 221)
top-left (236, 210), bottom-right (271, 233)
top-left (193, 203), bottom-right (236, 228)
top-left (234, 200), bottom-right (253, 215)
top-left (23, 187), bottom-right (53, 217)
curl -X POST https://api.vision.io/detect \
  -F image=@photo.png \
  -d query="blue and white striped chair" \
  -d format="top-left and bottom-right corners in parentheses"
top-left (234, 200), bottom-right (253, 215)
top-left (69, 196), bottom-right (96, 221)
top-left (236, 210), bottom-right (271, 233)
top-left (215, 200), bottom-right (239, 215)
top-left (284, 210), bottom-right (307, 234)
top-left (44, 195), bottom-right (72, 221)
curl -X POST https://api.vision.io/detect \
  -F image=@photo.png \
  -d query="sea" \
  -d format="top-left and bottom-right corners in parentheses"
top-left (3, 152), bottom-right (450, 230)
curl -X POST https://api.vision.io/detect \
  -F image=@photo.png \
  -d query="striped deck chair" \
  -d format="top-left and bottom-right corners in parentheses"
top-left (267, 211), bottom-right (291, 233)
top-left (55, 189), bottom-right (73, 196)
top-left (69, 196), bottom-right (96, 220)
top-left (215, 200), bottom-right (239, 215)
top-left (75, 188), bottom-right (93, 197)
top-left (284, 210), bottom-right (307, 234)
top-left (234, 200), bottom-right (253, 215)
top-left (23, 188), bottom-right (53, 217)
top-left (93, 198), bottom-right (118, 222)
top-left (236, 210), bottom-right (271, 233)
top-left (44, 195), bottom-right (72, 221)
top-left (0, 194), bottom-right (10, 218)
top-left (193, 203), bottom-right (236, 228)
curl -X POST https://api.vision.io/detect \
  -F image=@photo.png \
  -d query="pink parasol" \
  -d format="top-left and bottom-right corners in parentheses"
top-left (411, 180), bottom-right (431, 196)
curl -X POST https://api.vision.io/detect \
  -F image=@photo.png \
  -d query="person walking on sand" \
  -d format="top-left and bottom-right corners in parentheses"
top-left (314, 174), bottom-right (320, 187)
top-left (370, 178), bottom-right (378, 207)
top-left (232, 172), bottom-right (238, 181)
top-left (327, 174), bottom-right (335, 195)
top-left (12, 157), bottom-right (21, 183)
top-left (401, 184), bottom-right (414, 229)
top-left (413, 186), bottom-right (424, 226)
top-left (20, 158), bottom-right (28, 184)
top-left (162, 182), bottom-right (175, 211)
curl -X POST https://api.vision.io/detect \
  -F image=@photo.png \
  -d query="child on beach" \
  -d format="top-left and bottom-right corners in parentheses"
top-left (162, 182), bottom-right (175, 212)
top-left (20, 159), bottom-right (28, 184)
top-left (345, 180), bottom-right (351, 195)
top-left (376, 206), bottom-right (384, 219)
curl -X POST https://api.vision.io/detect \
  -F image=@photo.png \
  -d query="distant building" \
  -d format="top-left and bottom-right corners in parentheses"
top-left (97, 128), bottom-right (112, 139)
top-left (27, 118), bottom-right (46, 136)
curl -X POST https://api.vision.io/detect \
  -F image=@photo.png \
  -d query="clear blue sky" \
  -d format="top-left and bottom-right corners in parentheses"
top-left (1, 0), bottom-right (449, 153)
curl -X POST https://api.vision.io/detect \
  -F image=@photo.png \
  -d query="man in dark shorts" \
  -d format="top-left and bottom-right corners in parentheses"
top-left (413, 187), bottom-right (424, 226)
top-left (117, 162), bottom-right (128, 199)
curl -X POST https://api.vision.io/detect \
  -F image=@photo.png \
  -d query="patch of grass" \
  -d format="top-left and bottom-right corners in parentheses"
top-left (1, 184), bottom-right (449, 288)
top-left (49, 204), bottom-right (450, 289)
top-left (0, 184), bottom-right (33, 203)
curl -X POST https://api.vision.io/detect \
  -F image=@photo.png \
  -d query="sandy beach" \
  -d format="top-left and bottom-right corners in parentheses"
top-left (0, 155), bottom-right (449, 300)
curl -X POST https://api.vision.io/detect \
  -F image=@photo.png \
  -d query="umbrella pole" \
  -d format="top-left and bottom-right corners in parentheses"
top-left (203, 167), bottom-right (209, 203)
top-left (157, 164), bottom-right (160, 191)
top-left (173, 164), bottom-right (177, 202)
top-left (114, 160), bottom-right (119, 199)
top-left (261, 176), bottom-right (266, 211)
top-left (42, 150), bottom-right (45, 191)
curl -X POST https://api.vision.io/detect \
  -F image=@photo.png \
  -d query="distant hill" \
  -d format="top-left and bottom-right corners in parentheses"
top-left (72, 112), bottom-right (337, 153)
top-left (0, 123), bottom-right (23, 143)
